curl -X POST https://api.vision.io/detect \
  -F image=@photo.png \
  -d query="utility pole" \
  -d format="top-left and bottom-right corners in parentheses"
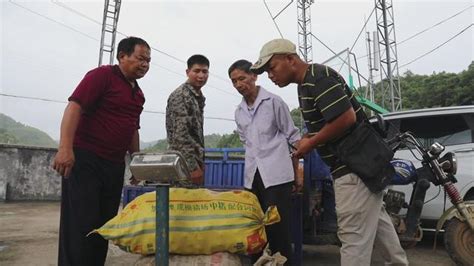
top-left (365, 31), bottom-right (375, 104)
top-left (98, 0), bottom-right (122, 66)
top-left (297, 0), bottom-right (314, 63)
top-left (374, 0), bottom-right (402, 111)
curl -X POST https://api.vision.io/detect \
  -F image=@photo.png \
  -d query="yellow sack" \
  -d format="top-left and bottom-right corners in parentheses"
top-left (92, 188), bottom-right (280, 255)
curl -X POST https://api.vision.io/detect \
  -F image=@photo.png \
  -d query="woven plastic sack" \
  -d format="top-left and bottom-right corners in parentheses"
top-left (92, 188), bottom-right (280, 255)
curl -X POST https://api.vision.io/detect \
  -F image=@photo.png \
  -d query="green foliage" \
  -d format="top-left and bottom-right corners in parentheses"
top-left (216, 131), bottom-right (243, 148)
top-left (204, 134), bottom-right (224, 148)
top-left (0, 129), bottom-right (19, 144)
top-left (145, 133), bottom-right (243, 152)
top-left (0, 113), bottom-right (57, 147)
top-left (140, 140), bottom-right (158, 149)
top-left (377, 61), bottom-right (474, 110)
top-left (144, 139), bottom-right (168, 152)
top-left (290, 108), bottom-right (304, 132)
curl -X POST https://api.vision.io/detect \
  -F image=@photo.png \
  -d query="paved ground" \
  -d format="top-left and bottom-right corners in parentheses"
top-left (0, 202), bottom-right (455, 265)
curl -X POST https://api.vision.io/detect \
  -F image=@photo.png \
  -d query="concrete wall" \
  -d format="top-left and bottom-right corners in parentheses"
top-left (0, 144), bottom-right (134, 201)
top-left (0, 144), bottom-right (61, 201)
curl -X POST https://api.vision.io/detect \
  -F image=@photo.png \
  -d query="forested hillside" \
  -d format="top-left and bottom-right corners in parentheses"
top-left (0, 114), bottom-right (57, 147)
top-left (399, 62), bottom-right (473, 109)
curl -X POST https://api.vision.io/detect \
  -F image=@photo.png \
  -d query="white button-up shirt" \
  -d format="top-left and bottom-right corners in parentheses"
top-left (234, 87), bottom-right (301, 189)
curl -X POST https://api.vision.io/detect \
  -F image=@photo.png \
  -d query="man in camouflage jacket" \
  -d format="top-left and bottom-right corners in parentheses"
top-left (166, 54), bottom-right (209, 185)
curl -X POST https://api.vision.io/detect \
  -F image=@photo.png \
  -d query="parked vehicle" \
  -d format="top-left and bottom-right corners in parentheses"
top-left (380, 115), bottom-right (474, 264)
top-left (379, 106), bottom-right (474, 223)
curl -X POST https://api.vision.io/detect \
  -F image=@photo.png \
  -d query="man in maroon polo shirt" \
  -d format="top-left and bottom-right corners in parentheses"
top-left (52, 37), bottom-right (151, 266)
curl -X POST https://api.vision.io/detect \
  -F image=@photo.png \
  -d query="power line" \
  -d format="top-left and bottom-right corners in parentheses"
top-left (0, 93), bottom-right (236, 122)
top-left (51, 0), bottom-right (102, 24)
top-left (398, 5), bottom-right (473, 45)
top-left (349, 7), bottom-right (375, 53)
top-left (52, 0), bottom-right (184, 66)
top-left (9, 0), bottom-right (99, 41)
top-left (9, 0), bottom-right (239, 98)
top-left (50, 0), bottom-right (236, 89)
top-left (0, 93), bottom-right (67, 104)
top-left (257, 1), bottom-right (373, 84)
top-left (50, 0), bottom-right (186, 64)
top-left (399, 23), bottom-right (473, 69)
top-left (143, 110), bottom-right (235, 122)
top-left (203, 116), bottom-right (235, 122)
top-left (329, 4), bottom-right (474, 68)
top-left (263, 0), bottom-right (293, 38)
top-left (311, 33), bottom-right (370, 84)
top-left (150, 63), bottom-right (239, 97)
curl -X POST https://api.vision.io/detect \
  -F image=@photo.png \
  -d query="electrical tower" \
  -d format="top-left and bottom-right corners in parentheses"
top-left (297, 0), bottom-right (314, 63)
top-left (374, 0), bottom-right (402, 111)
top-left (98, 0), bottom-right (122, 66)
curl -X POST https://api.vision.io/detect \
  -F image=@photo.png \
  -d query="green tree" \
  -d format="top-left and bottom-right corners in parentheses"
top-left (376, 61), bottom-right (474, 110)
top-left (144, 139), bottom-right (168, 152)
top-left (216, 131), bottom-right (243, 148)
top-left (204, 134), bottom-right (223, 148)
top-left (290, 108), bottom-right (304, 132)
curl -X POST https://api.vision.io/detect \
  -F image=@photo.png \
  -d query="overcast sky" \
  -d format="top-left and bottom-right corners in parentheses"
top-left (1, 0), bottom-right (472, 142)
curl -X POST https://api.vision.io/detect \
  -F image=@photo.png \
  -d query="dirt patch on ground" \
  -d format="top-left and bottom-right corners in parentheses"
top-left (0, 202), bottom-right (59, 266)
top-left (0, 202), bottom-right (455, 265)
top-left (0, 202), bottom-right (140, 266)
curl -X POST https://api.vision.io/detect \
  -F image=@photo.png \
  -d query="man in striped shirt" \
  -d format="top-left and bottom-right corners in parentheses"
top-left (250, 39), bottom-right (408, 266)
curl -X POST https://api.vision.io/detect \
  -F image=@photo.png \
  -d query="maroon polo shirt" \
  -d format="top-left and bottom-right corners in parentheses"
top-left (69, 65), bottom-right (145, 162)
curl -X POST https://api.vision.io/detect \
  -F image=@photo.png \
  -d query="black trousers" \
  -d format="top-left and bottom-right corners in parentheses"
top-left (250, 169), bottom-right (293, 265)
top-left (58, 149), bottom-right (125, 266)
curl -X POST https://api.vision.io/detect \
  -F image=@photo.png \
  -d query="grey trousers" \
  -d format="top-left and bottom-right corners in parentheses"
top-left (334, 173), bottom-right (409, 266)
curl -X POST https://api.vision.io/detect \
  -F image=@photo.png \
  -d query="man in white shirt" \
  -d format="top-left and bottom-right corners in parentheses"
top-left (228, 59), bottom-right (301, 264)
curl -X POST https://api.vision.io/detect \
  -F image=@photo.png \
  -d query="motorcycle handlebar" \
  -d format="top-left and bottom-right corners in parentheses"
top-left (386, 132), bottom-right (427, 156)
top-left (387, 135), bottom-right (401, 146)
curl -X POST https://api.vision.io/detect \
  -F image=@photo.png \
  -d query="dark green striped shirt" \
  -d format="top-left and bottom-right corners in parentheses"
top-left (298, 64), bottom-right (366, 178)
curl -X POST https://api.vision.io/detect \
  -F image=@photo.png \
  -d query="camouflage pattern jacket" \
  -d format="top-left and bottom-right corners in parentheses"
top-left (166, 82), bottom-right (205, 171)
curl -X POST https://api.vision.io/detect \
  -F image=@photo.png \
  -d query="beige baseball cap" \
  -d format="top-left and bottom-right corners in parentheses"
top-left (250, 38), bottom-right (297, 74)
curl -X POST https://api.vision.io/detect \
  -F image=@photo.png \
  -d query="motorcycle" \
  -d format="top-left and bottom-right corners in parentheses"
top-left (384, 129), bottom-right (474, 265)
top-left (302, 117), bottom-right (474, 265)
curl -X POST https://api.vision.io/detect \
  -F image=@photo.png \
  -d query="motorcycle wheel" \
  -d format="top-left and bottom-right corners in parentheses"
top-left (444, 218), bottom-right (474, 265)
